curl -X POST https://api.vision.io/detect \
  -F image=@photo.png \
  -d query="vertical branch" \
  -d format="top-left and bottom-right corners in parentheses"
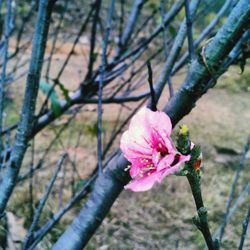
top-left (97, 0), bottom-right (116, 175)
top-left (159, 0), bottom-right (174, 98)
top-left (185, 0), bottom-right (195, 61)
top-left (146, 61), bottom-right (157, 111)
top-left (58, 158), bottom-right (67, 209)
top-left (186, 170), bottom-right (217, 250)
top-left (0, 0), bottom-right (12, 156)
top-left (117, 0), bottom-right (147, 53)
top-left (45, 0), bottom-right (69, 79)
top-left (118, 0), bottom-right (125, 47)
top-left (172, 0), bottom-right (233, 74)
top-left (0, 0), bottom-right (55, 215)
top-left (22, 153), bottom-right (67, 249)
top-left (238, 206), bottom-right (250, 250)
top-left (177, 130), bottom-right (216, 249)
top-left (85, 0), bottom-right (102, 80)
top-left (159, 0), bottom-right (168, 59)
top-left (28, 140), bottom-right (35, 223)
top-left (218, 135), bottom-right (250, 241)
top-left (212, 183), bottom-right (250, 249)
top-left (57, 6), bottom-right (94, 80)
top-left (150, 0), bottom-right (200, 106)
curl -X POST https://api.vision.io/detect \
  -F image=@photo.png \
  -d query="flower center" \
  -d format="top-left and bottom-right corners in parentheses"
top-left (157, 143), bottom-right (168, 158)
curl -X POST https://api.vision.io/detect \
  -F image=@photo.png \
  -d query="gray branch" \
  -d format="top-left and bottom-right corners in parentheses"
top-left (0, 0), bottom-right (55, 215)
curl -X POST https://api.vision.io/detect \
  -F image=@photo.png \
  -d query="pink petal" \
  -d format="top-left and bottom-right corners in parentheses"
top-left (157, 154), bottom-right (175, 171)
top-left (161, 165), bottom-right (181, 180)
top-left (125, 164), bottom-right (179, 192)
top-left (120, 130), bottom-right (152, 162)
top-left (124, 171), bottom-right (161, 192)
top-left (129, 165), bottom-right (140, 178)
top-left (163, 137), bottom-right (176, 154)
top-left (129, 107), bottom-right (148, 129)
top-left (145, 108), bottom-right (172, 137)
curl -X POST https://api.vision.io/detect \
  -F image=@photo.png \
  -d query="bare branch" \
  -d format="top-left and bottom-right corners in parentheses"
top-left (0, 0), bottom-right (13, 156)
top-left (22, 153), bottom-right (67, 249)
top-left (98, 0), bottom-right (116, 175)
top-left (172, 0), bottom-right (233, 75)
top-left (185, 0), bottom-right (195, 61)
top-left (0, 0), bottom-right (56, 215)
top-left (218, 135), bottom-right (250, 241)
top-left (238, 206), bottom-right (250, 250)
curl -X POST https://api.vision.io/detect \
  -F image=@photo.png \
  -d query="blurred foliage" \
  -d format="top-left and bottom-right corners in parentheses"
top-left (217, 64), bottom-right (250, 92)
top-left (39, 80), bottom-right (62, 117)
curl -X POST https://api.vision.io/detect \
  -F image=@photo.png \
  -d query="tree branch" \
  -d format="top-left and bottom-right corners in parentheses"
top-left (164, 0), bottom-right (250, 126)
top-left (218, 135), bottom-right (250, 242)
top-left (185, 0), bottom-right (195, 61)
top-left (150, 0), bottom-right (200, 106)
top-left (238, 205), bottom-right (250, 250)
top-left (172, 0), bottom-right (233, 75)
top-left (22, 153), bottom-right (67, 249)
top-left (0, 0), bottom-right (55, 215)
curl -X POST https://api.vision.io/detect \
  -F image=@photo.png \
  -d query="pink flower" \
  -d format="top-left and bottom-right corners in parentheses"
top-left (120, 107), bottom-right (190, 192)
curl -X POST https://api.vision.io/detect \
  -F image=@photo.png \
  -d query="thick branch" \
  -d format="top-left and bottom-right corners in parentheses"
top-left (172, 0), bottom-right (233, 75)
top-left (52, 152), bottom-right (130, 250)
top-left (164, 0), bottom-right (250, 126)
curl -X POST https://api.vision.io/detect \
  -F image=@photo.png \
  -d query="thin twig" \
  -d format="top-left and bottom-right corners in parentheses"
top-left (219, 134), bottom-right (250, 241)
top-left (186, 171), bottom-right (216, 250)
top-left (45, 0), bottom-right (69, 80)
top-left (28, 140), bottom-right (35, 224)
top-left (56, 5), bottom-right (94, 80)
top-left (211, 182), bottom-right (250, 249)
top-left (146, 61), bottom-right (157, 111)
top-left (118, 0), bottom-right (146, 53)
top-left (27, 152), bottom-right (119, 250)
top-left (185, 0), bottom-right (195, 61)
top-left (159, 0), bottom-right (174, 98)
top-left (151, 0), bottom-right (200, 105)
top-left (85, 0), bottom-right (102, 80)
top-left (172, 0), bottom-right (233, 75)
top-left (98, 0), bottom-right (116, 175)
top-left (0, 0), bottom-right (12, 156)
top-left (118, 0), bottom-right (125, 47)
top-left (22, 153), bottom-right (67, 249)
top-left (238, 205), bottom-right (250, 250)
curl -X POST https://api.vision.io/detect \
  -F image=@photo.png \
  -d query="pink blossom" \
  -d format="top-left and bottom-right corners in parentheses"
top-left (120, 107), bottom-right (190, 192)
